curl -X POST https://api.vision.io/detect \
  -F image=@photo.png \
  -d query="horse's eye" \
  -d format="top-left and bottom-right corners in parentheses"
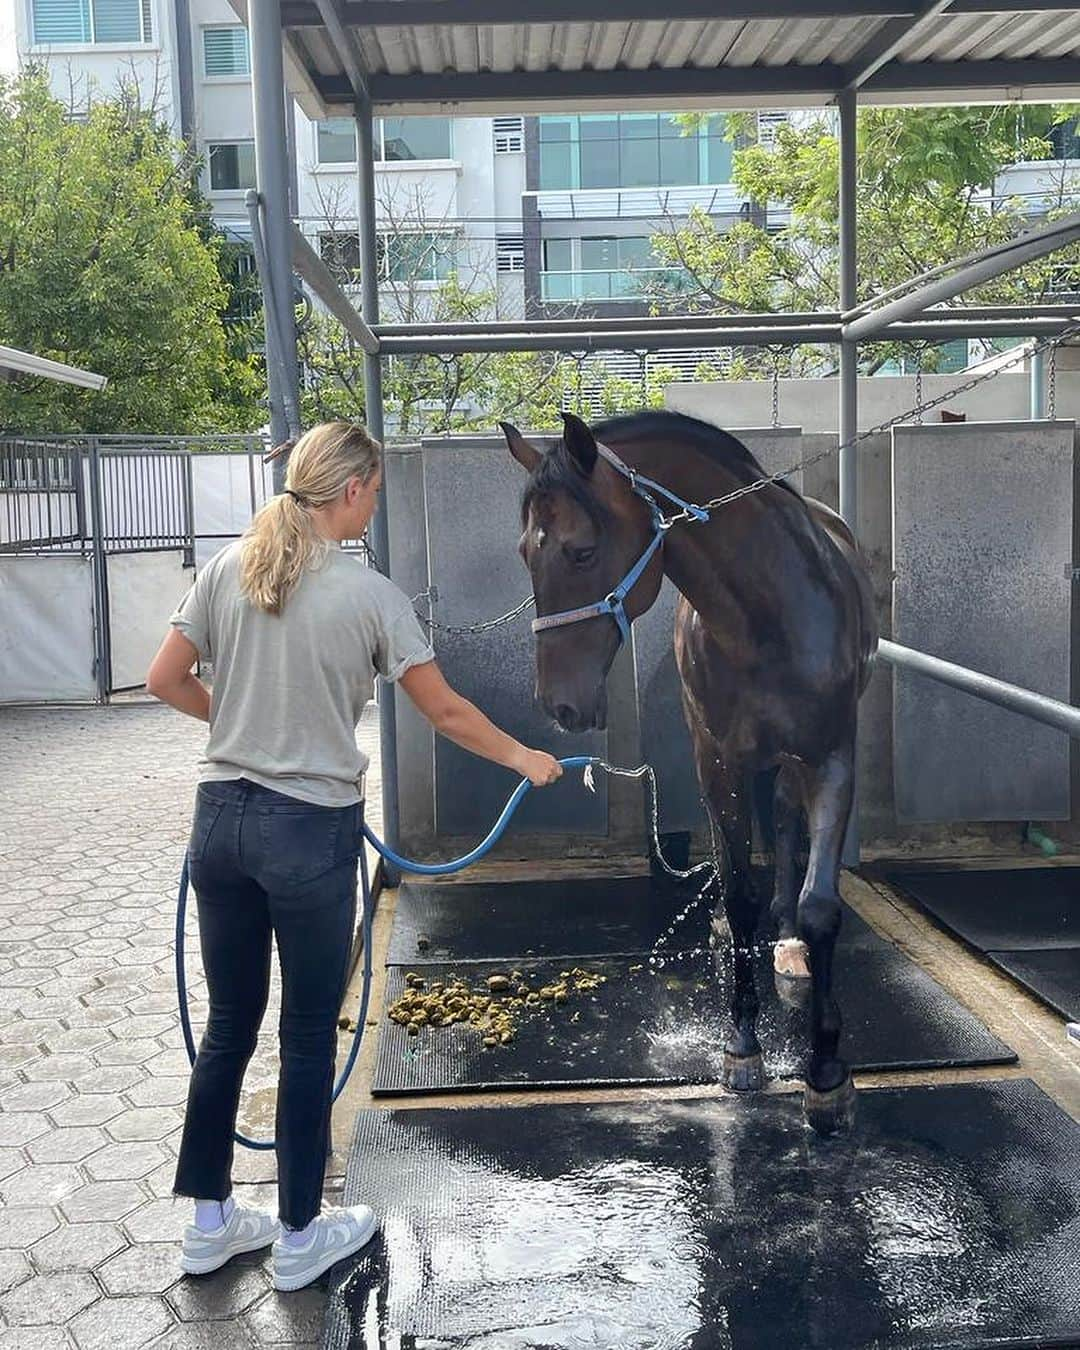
top-left (569, 545), bottom-right (596, 566)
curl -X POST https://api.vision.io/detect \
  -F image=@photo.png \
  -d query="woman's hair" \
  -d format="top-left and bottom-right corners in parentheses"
top-left (240, 421), bottom-right (381, 614)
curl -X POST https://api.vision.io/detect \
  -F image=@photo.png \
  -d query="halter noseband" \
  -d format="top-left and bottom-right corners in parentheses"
top-left (530, 443), bottom-right (709, 647)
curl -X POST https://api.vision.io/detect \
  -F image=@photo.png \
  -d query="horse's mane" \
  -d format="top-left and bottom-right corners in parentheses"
top-left (521, 409), bottom-right (798, 521)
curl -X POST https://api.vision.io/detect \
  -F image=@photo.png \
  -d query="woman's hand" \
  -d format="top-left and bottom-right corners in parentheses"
top-left (516, 749), bottom-right (563, 787)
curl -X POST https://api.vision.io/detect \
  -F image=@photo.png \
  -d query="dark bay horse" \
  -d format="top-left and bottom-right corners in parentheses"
top-left (501, 410), bottom-right (877, 1134)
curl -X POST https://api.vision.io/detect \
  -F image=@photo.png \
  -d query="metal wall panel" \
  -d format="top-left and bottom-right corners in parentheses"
top-left (892, 421), bottom-right (1074, 822)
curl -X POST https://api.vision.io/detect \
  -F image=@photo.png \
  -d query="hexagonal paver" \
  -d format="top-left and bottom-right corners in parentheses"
top-left (166, 1266), bottom-right (267, 1322)
top-left (0, 1271), bottom-right (100, 1325)
top-left (149, 1322), bottom-right (257, 1349)
top-left (0, 1114), bottom-right (51, 1148)
top-left (124, 1079), bottom-right (189, 1110)
top-left (28, 1128), bottom-right (107, 1166)
top-left (0, 1249), bottom-right (32, 1295)
top-left (0, 1208), bottom-right (59, 1250)
top-left (60, 1180), bottom-right (146, 1224)
top-left (84, 1141), bottom-right (167, 1183)
top-left (49, 1096), bottom-right (127, 1129)
top-left (0, 1043), bottom-right (43, 1073)
top-left (105, 1109), bottom-right (182, 1144)
top-left (0, 1324), bottom-right (72, 1348)
top-left (0, 1082), bottom-right (71, 1114)
top-left (72, 1065), bottom-right (147, 1095)
top-left (97, 1243), bottom-right (180, 1297)
top-left (69, 1294), bottom-right (173, 1350)
top-left (121, 1197), bottom-right (188, 1245)
top-left (30, 1221), bottom-right (125, 1272)
top-left (244, 1288), bottom-right (326, 1344)
top-left (94, 1041), bottom-right (161, 1069)
top-left (0, 1164), bottom-right (83, 1207)
top-left (22, 1054), bottom-right (90, 1083)
top-left (40, 1028), bottom-right (113, 1058)
top-left (0, 1148), bottom-right (26, 1182)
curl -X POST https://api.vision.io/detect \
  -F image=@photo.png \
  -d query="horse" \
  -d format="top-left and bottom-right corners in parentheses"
top-left (501, 409), bottom-right (877, 1134)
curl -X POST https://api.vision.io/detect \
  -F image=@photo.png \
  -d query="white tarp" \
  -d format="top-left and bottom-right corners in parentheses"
top-left (0, 555), bottom-right (97, 703)
top-left (107, 551), bottom-right (192, 691)
top-left (192, 454), bottom-right (272, 568)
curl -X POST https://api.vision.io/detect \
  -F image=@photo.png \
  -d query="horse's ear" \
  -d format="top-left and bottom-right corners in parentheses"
top-left (560, 411), bottom-right (598, 476)
top-left (499, 421), bottom-right (543, 474)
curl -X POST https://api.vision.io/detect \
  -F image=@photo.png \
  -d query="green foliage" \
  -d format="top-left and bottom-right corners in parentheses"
top-left (0, 67), bottom-right (262, 434)
top-left (652, 104), bottom-right (1080, 377)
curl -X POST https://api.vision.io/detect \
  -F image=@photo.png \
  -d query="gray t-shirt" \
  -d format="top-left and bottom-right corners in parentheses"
top-left (170, 541), bottom-right (434, 807)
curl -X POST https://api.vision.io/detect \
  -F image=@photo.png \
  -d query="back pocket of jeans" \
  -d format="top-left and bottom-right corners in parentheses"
top-left (256, 807), bottom-right (344, 886)
top-left (188, 797), bottom-right (225, 866)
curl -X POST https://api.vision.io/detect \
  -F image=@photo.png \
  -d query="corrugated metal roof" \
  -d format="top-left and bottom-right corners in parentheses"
top-left (255, 5), bottom-right (1080, 117)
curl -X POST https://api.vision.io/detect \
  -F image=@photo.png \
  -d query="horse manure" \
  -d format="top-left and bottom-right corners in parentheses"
top-left (486, 974), bottom-right (512, 993)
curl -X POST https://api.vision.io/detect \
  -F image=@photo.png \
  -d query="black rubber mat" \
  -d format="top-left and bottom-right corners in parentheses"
top-left (386, 873), bottom-right (707, 964)
top-left (372, 906), bottom-right (1014, 1095)
top-left (324, 1079), bottom-right (1080, 1350)
top-left (883, 866), bottom-right (1080, 1021)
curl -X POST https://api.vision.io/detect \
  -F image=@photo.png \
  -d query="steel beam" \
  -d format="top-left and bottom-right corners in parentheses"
top-left (375, 311), bottom-right (844, 337)
top-left (290, 225), bottom-right (380, 354)
top-left (866, 56), bottom-right (1080, 94)
top-left (283, 1), bottom-right (923, 23)
top-left (844, 210), bottom-right (1080, 341)
top-left (247, 193), bottom-right (302, 449)
top-left (313, 0), bottom-right (369, 102)
top-left (878, 640), bottom-right (1080, 740)
top-left (250, 0), bottom-right (302, 488)
top-left (842, 0), bottom-right (953, 89)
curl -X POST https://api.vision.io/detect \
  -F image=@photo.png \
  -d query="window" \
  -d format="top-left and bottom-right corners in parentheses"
top-left (315, 117), bottom-right (453, 165)
top-left (757, 111), bottom-right (789, 147)
top-left (496, 234), bottom-right (524, 273)
top-left (541, 235), bottom-right (690, 301)
top-left (1049, 117), bottom-right (1080, 161)
top-left (203, 26), bottom-right (249, 77)
top-left (33, 0), bottom-right (151, 43)
top-left (493, 117), bottom-right (524, 154)
top-left (208, 142), bottom-right (256, 192)
top-left (317, 231), bottom-right (458, 284)
top-left (539, 113), bottom-right (731, 191)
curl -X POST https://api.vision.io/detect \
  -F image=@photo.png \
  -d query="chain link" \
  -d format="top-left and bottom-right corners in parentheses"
top-left (414, 590), bottom-right (536, 636)
top-left (1048, 344), bottom-right (1057, 420)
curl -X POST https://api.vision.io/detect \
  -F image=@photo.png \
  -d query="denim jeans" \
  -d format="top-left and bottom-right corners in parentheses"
top-left (173, 779), bottom-right (360, 1229)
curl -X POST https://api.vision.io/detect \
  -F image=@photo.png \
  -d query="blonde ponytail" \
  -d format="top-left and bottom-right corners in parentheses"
top-left (240, 421), bottom-right (381, 614)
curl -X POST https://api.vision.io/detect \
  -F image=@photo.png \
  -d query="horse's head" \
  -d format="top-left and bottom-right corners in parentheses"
top-left (501, 412), bottom-right (664, 733)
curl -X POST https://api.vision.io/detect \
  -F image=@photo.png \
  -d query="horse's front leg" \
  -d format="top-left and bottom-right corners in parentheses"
top-left (798, 740), bottom-right (857, 1135)
top-left (702, 770), bottom-right (764, 1092)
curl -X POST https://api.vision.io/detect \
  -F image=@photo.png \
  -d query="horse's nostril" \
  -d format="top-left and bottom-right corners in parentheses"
top-left (555, 705), bottom-right (577, 729)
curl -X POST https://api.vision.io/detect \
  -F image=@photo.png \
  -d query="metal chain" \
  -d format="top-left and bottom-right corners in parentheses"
top-left (663, 319), bottom-right (1080, 525)
top-left (913, 348), bottom-right (924, 425)
top-left (771, 359), bottom-right (781, 429)
top-left (1048, 344), bottom-right (1057, 420)
top-left (413, 590), bottom-right (536, 636)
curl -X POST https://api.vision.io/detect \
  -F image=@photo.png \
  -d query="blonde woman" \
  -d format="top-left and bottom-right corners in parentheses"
top-left (147, 422), bottom-right (561, 1290)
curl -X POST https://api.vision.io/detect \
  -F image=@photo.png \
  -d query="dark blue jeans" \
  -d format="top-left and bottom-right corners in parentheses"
top-left (173, 779), bottom-right (360, 1229)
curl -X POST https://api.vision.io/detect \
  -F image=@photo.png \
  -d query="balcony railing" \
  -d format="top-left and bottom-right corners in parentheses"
top-left (540, 267), bottom-right (694, 302)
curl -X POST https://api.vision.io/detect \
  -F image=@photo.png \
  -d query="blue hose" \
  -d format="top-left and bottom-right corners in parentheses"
top-left (175, 755), bottom-right (599, 1150)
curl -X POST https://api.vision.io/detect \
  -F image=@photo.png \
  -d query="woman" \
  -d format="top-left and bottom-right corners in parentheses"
top-left (147, 421), bottom-right (561, 1291)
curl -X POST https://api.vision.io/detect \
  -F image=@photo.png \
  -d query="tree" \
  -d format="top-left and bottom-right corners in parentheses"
top-left (0, 67), bottom-right (262, 434)
top-left (647, 105), bottom-right (1080, 377)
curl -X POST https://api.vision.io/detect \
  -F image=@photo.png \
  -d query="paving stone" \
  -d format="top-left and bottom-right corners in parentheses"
top-left (124, 1079), bottom-right (188, 1110)
top-left (39, 1030), bottom-right (113, 1058)
top-left (60, 1181), bottom-right (146, 1224)
top-left (96, 1244), bottom-right (180, 1297)
top-left (0, 1083), bottom-right (70, 1114)
top-left (83, 1142), bottom-right (167, 1183)
top-left (0, 1209), bottom-right (59, 1250)
top-left (0, 1149), bottom-right (26, 1182)
top-left (48, 1097), bottom-right (126, 1129)
top-left (0, 1045), bottom-right (43, 1072)
top-left (121, 1198), bottom-right (188, 1245)
top-left (166, 1268), bottom-right (268, 1322)
top-left (244, 1289), bottom-right (326, 1344)
top-left (27, 1130), bottom-right (107, 1166)
top-left (93, 1041), bottom-right (161, 1069)
top-left (69, 1295), bottom-right (173, 1350)
top-left (72, 1066), bottom-right (146, 1095)
top-left (0, 1326), bottom-right (73, 1348)
top-left (0, 1250), bottom-right (32, 1295)
top-left (0, 1164), bottom-right (84, 1207)
top-left (0, 1115), bottom-right (51, 1148)
top-left (104, 1110), bottom-right (182, 1145)
top-left (0, 1271), bottom-right (100, 1325)
top-left (148, 1323), bottom-right (256, 1350)
top-left (30, 1222), bottom-right (124, 1272)
top-left (22, 1056), bottom-right (91, 1084)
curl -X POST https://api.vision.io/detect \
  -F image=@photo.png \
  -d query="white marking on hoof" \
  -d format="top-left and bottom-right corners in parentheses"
top-left (773, 938), bottom-right (810, 979)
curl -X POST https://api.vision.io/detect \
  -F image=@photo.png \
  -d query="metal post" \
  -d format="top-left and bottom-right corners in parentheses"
top-left (1031, 346), bottom-right (1046, 419)
top-left (357, 94), bottom-right (402, 865)
top-left (837, 87), bottom-right (860, 867)
top-left (86, 439), bottom-right (111, 703)
top-left (249, 0), bottom-right (301, 490)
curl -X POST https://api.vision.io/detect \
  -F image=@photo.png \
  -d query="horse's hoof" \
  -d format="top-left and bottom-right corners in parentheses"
top-left (803, 1073), bottom-right (857, 1136)
top-left (774, 969), bottom-right (811, 1010)
top-left (722, 1050), bottom-right (765, 1092)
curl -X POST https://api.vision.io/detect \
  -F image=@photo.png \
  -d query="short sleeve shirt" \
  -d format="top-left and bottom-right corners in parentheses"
top-left (170, 541), bottom-right (434, 806)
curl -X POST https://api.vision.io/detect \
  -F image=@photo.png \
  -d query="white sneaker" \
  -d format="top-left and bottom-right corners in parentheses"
top-left (179, 1203), bottom-right (280, 1276)
top-left (271, 1204), bottom-right (378, 1291)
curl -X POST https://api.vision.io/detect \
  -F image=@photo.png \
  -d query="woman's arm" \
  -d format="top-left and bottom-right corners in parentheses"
top-left (146, 629), bottom-right (211, 723)
top-left (398, 661), bottom-right (562, 787)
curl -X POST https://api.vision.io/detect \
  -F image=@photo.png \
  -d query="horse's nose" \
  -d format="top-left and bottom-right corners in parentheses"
top-left (554, 704), bottom-right (580, 731)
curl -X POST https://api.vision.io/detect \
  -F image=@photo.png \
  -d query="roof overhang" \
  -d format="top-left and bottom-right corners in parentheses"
top-left (0, 346), bottom-right (108, 391)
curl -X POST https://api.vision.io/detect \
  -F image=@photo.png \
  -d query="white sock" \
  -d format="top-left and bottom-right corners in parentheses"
top-left (282, 1217), bottom-right (317, 1248)
top-left (194, 1195), bottom-right (235, 1233)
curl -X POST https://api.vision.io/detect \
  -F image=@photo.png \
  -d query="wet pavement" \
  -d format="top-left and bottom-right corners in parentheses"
top-left (0, 701), bottom-right (380, 1349)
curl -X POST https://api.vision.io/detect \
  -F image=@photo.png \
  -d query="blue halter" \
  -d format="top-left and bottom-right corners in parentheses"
top-left (530, 443), bottom-right (710, 647)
